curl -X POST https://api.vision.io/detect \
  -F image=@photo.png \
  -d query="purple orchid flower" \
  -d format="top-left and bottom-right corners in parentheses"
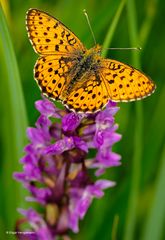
top-left (14, 98), bottom-right (121, 239)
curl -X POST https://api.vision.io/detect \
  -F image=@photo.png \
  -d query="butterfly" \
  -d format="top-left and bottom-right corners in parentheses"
top-left (26, 8), bottom-right (156, 113)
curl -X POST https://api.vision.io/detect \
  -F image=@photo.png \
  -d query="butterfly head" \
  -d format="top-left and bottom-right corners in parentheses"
top-left (86, 44), bottom-right (102, 57)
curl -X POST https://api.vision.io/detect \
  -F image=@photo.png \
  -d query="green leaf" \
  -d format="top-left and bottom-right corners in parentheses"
top-left (0, 4), bottom-right (28, 230)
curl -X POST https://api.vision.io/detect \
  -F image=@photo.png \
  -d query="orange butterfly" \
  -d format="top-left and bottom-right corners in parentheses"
top-left (26, 8), bottom-right (156, 113)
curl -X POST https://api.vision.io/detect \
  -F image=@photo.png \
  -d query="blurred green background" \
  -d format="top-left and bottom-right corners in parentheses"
top-left (0, 0), bottom-right (165, 239)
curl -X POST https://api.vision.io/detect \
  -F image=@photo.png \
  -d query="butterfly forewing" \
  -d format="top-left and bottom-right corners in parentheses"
top-left (100, 59), bottom-right (156, 102)
top-left (26, 8), bottom-right (86, 55)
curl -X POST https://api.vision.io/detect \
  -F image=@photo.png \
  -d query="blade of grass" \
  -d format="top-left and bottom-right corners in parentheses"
top-left (112, 214), bottom-right (120, 240)
top-left (0, 4), bottom-right (28, 230)
top-left (139, 0), bottom-right (158, 48)
top-left (123, 0), bottom-right (143, 240)
top-left (142, 144), bottom-right (165, 240)
top-left (0, 0), bottom-right (10, 22)
top-left (142, 84), bottom-right (165, 184)
top-left (101, 0), bottom-right (126, 57)
top-left (139, 0), bottom-right (162, 196)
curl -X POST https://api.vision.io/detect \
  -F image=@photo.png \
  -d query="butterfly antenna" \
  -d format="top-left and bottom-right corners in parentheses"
top-left (106, 47), bottom-right (142, 51)
top-left (83, 9), bottom-right (97, 45)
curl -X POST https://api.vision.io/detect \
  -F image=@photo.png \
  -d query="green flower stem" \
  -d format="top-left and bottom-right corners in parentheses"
top-left (123, 0), bottom-right (143, 240)
top-left (0, 5), bottom-right (28, 229)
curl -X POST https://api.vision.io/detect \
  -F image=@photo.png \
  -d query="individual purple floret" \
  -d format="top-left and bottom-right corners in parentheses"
top-left (14, 98), bottom-right (121, 239)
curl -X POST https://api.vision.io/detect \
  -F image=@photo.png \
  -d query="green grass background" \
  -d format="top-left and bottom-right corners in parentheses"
top-left (0, 0), bottom-right (165, 239)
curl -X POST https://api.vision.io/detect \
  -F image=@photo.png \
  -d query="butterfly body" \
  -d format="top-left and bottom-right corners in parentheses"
top-left (26, 9), bottom-right (156, 113)
top-left (61, 45), bottom-right (101, 95)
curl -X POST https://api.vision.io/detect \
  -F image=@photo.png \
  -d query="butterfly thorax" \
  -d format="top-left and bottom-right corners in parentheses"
top-left (81, 44), bottom-right (102, 66)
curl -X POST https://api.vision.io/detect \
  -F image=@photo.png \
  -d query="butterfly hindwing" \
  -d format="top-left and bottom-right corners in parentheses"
top-left (63, 72), bottom-right (110, 112)
top-left (34, 55), bottom-right (77, 99)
